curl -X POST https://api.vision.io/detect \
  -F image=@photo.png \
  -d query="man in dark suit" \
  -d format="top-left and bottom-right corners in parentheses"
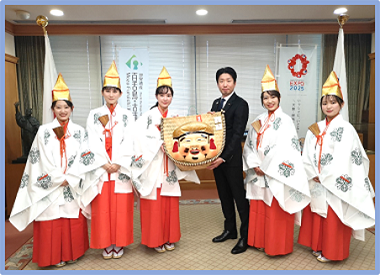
top-left (207, 67), bottom-right (250, 254)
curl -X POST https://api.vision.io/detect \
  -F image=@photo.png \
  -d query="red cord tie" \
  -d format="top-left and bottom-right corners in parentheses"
top-left (316, 120), bottom-right (330, 173)
top-left (256, 112), bottom-right (275, 150)
top-left (58, 121), bottom-right (70, 173)
top-left (40, 174), bottom-right (49, 180)
top-left (281, 162), bottom-right (293, 169)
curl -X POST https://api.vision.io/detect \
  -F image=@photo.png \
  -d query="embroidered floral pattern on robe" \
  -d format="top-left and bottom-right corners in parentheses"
top-left (29, 147), bottom-right (40, 164)
top-left (80, 151), bottom-right (95, 166)
top-left (94, 113), bottom-right (102, 125)
top-left (320, 153), bottom-right (333, 167)
top-left (264, 145), bottom-right (271, 156)
top-left (291, 136), bottom-right (301, 152)
top-left (63, 186), bottom-right (74, 202)
top-left (20, 173), bottom-right (29, 189)
top-left (273, 117), bottom-right (282, 130)
top-left (118, 173), bottom-right (130, 183)
top-left (37, 174), bottom-right (52, 189)
top-left (364, 178), bottom-right (371, 192)
top-left (44, 129), bottom-right (50, 145)
top-left (73, 130), bottom-right (81, 144)
top-left (132, 155), bottom-right (145, 168)
top-left (351, 148), bottom-right (363, 165)
top-left (289, 189), bottom-right (305, 202)
top-left (68, 155), bottom-right (76, 168)
top-left (330, 127), bottom-right (344, 142)
top-left (279, 161), bottom-right (295, 178)
top-left (310, 182), bottom-right (323, 198)
top-left (335, 174), bottom-right (353, 192)
top-left (166, 170), bottom-right (178, 185)
top-left (147, 115), bottom-right (152, 129)
top-left (123, 115), bottom-right (128, 127)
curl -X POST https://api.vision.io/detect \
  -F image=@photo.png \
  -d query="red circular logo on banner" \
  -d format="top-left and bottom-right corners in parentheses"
top-left (287, 54), bottom-right (309, 78)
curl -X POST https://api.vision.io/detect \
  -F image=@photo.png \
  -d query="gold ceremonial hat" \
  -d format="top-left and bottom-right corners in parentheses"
top-left (321, 71), bottom-right (343, 100)
top-left (173, 121), bottom-right (214, 139)
top-left (103, 60), bottom-right (121, 89)
top-left (157, 66), bottom-right (172, 88)
top-left (261, 65), bottom-right (279, 93)
top-left (52, 73), bottom-right (72, 102)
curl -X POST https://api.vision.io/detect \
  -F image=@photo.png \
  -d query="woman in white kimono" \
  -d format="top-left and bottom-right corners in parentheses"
top-left (69, 61), bottom-right (135, 260)
top-left (242, 65), bottom-right (310, 256)
top-left (297, 71), bottom-right (375, 262)
top-left (132, 67), bottom-right (199, 253)
top-left (9, 74), bottom-right (89, 268)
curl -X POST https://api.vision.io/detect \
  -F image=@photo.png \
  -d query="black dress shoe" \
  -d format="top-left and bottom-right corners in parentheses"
top-left (231, 238), bottom-right (248, 254)
top-left (212, 230), bottom-right (237, 243)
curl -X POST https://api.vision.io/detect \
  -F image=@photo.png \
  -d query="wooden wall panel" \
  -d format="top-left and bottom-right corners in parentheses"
top-left (6, 21), bottom-right (375, 36)
top-left (5, 54), bottom-right (21, 163)
top-left (368, 53), bottom-right (375, 151)
top-left (5, 54), bottom-right (24, 217)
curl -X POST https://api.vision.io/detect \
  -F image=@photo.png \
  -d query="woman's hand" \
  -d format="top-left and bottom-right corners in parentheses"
top-left (61, 180), bottom-right (69, 187)
top-left (102, 163), bottom-right (111, 171)
top-left (102, 163), bottom-right (120, 174)
top-left (108, 164), bottom-right (121, 174)
top-left (253, 167), bottom-right (265, 177)
top-left (312, 176), bottom-right (320, 183)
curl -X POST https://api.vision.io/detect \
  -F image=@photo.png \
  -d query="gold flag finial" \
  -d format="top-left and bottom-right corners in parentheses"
top-left (337, 14), bottom-right (349, 28)
top-left (36, 15), bottom-right (48, 35)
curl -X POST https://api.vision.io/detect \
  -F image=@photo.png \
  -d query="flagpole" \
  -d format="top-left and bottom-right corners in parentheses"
top-left (333, 13), bottom-right (349, 122)
top-left (36, 15), bottom-right (57, 124)
top-left (36, 15), bottom-right (48, 35)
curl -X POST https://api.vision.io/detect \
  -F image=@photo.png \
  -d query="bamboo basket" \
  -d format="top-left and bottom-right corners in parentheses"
top-left (161, 112), bottom-right (226, 171)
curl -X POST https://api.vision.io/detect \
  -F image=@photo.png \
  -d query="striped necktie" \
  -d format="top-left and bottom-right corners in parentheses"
top-left (216, 98), bottom-right (225, 111)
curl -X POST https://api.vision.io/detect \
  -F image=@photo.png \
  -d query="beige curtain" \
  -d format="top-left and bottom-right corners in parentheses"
top-left (322, 33), bottom-right (371, 125)
top-left (15, 36), bottom-right (45, 124)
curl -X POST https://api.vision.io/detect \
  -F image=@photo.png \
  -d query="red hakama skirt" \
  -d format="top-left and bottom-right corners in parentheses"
top-left (248, 197), bottom-right (295, 256)
top-left (33, 213), bottom-right (89, 267)
top-left (298, 205), bottom-right (351, 261)
top-left (140, 188), bottom-right (181, 248)
top-left (90, 180), bottom-right (134, 249)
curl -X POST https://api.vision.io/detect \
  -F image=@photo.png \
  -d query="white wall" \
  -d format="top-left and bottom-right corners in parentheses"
top-left (372, 32), bottom-right (375, 53)
top-left (5, 32), bottom-right (15, 56)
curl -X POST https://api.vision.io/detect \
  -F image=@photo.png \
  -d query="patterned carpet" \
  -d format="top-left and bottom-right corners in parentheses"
top-left (4, 199), bottom-right (220, 270)
top-left (5, 199), bottom-right (376, 270)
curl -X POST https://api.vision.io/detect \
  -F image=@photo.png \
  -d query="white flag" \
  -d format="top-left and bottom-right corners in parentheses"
top-left (42, 33), bottom-right (57, 124)
top-left (333, 28), bottom-right (349, 121)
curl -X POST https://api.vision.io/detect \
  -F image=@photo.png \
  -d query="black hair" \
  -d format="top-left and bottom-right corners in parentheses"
top-left (320, 95), bottom-right (344, 110)
top-left (216, 67), bottom-right (237, 83)
top-left (102, 86), bottom-right (122, 93)
top-left (261, 90), bottom-right (281, 106)
top-left (51, 100), bottom-right (73, 110)
top-left (150, 85), bottom-right (174, 110)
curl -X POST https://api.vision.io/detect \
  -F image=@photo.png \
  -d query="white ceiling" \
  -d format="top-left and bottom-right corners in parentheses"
top-left (5, 5), bottom-right (375, 25)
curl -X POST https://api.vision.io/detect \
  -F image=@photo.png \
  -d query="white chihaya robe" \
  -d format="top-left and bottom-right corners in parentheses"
top-left (242, 107), bottom-right (311, 225)
top-left (131, 107), bottom-right (199, 199)
top-left (68, 104), bottom-right (135, 211)
top-left (10, 119), bottom-right (85, 231)
top-left (302, 114), bottom-right (375, 241)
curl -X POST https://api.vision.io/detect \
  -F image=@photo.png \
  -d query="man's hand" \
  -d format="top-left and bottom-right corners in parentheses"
top-left (253, 167), bottom-right (265, 176)
top-left (206, 157), bottom-right (224, 170)
top-left (207, 111), bottom-right (215, 115)
top-left (312, 176), bottom-right (320, 183)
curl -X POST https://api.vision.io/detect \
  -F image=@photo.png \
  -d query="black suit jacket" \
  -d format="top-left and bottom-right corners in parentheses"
top-left (211, 92), bottom-right (249, 167)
